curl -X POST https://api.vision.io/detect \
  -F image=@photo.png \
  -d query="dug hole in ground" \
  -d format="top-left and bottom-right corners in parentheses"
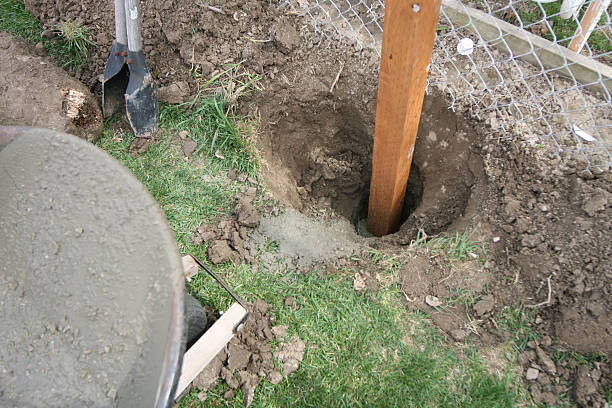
top-left (15, 0), bottom-right (612, 406)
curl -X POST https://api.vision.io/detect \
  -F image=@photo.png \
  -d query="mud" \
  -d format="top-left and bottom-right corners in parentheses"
top-left (24, 0), bottom-right (612, 405)
top-left (0, 33), bottom-right (102, 142)
top-left (192, 299), bottom-right (304, 407)
top-left (0, 128), bottom-right (182, 407)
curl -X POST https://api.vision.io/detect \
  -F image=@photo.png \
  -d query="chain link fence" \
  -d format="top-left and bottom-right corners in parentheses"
top-left (281, 0), bottom-right (612, 171)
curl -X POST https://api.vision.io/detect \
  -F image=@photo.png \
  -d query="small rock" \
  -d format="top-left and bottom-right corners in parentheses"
top-left (228, 343), bottom-right (252, 371)
top-left (425, 295), bottom-right (443, 308)
top-left (157, 81), bottom-right (190, 104)
top-left (208, 240), bottom-right (239, 265)
top-left (273, 18), bottom-right (301, 52)
top-left (271, 325), bottom-right (288, 341)
top-left (237, 172), bottom-right (248, 182)
top-left (274, 335), bottom-right (305, 375)
top-left (223, 389), bottom-right (235, 399)
top-left (540, 335), bottom-right (552, 347)
top-left (353, 273), bottom-right (366, 293)
top-left (182, 137), bottom-right (197, 158)
top-left (450, 329), bottom-right (468, 341)
top-left (582, 188), bottom-right (611, 216)
top-left (473, 296), bottom-right (494, 316)
top-left (535, 346), bottom-right (556, 375)
top-left (228, 168), bottom-right (238, 180)
top-left (269, 370), bottom-right (283, 385)
top-left (197, 392), bottom-right (207, 402)
top-left (526, 341), bottom-right (537, 350)
top-left (526, 367), bottom-right (539, 381)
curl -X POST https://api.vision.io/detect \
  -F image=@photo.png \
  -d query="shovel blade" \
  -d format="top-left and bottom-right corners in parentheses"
top-left (125, 50), bottom-right (159, 138)
top-left (102, 42), bottom-right (129, 118)
top-left (125, 80), bottom-right (159, 138)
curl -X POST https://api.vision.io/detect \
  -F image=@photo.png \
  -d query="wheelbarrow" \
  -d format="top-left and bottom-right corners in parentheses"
top-left (0, 127), bottom-right (248, 407)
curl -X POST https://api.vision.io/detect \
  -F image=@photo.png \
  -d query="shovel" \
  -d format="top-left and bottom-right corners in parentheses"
top-left (102, 0), bottom-right (158, 138)
top-left (102, 0), bottom-right (129, 118)
top-left (124, 0), bottom-right (158, 138)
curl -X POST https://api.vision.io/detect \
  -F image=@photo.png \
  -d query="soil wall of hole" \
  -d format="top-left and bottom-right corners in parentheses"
top-left (25, 0), bottom-right (612, 404)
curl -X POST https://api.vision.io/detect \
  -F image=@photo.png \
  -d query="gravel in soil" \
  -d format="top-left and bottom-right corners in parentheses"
top-left (25, 0), bottom-right (612, 405)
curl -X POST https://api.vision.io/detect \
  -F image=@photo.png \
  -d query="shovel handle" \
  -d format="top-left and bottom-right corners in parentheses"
top-left (114, 0), bottom-right (127, 45)
top-left (124, 0), bottom-right (143, 52)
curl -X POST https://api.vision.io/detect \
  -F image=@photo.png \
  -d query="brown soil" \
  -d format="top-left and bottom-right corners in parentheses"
top-left (26, 0), bottom-right (611, 405)
top-left (190, 299), bottom-right (304, 407)
top-left (0, 33), bottom-right (102, 142)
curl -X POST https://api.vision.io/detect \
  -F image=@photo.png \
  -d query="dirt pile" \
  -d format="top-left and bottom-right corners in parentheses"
top-left (192, 186), bottom-right (260, 265)
top-left (0, 33), bottom-right (102, 142)
top-left (192, 299), bottom-right (304, 407)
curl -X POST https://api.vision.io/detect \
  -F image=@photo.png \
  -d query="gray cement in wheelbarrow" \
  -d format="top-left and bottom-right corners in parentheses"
top-left (0, 127), bottom-right (183, 407)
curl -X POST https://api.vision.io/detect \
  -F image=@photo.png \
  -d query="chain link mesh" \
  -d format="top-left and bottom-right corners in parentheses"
top-left (281, 0), bottom-right (612, 171)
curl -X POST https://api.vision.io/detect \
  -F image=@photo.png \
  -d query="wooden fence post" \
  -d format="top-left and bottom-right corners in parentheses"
top-left (367, 0), bottom-right (442, 236)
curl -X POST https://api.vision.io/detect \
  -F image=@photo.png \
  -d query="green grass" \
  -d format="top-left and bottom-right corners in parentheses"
top-left (497, 306), bottom-right (540, 352)
top-left (161, 97), bottom-right (258, 175)
top-left (0, 0), bottom-right (91, 69)
top-left (425, 230), bottom-right (488, 263)
top-left (184, 266), bottom-right (523, 407)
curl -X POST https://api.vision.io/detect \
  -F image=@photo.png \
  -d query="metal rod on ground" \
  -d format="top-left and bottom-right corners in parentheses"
top-left (367, 0), bottom-right (442, 236)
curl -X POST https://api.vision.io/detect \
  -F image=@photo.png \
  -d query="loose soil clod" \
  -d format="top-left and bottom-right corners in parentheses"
top-left (192, 300), bottom-right (304, 407)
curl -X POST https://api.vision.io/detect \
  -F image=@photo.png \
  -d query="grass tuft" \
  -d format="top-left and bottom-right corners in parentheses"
top-left (426, 230), bottom-right (488, 263)
top-left (0, 0), bottom-right (91, 69)
top-left (54, 19), bottom-right (96, 68)
top-left (161, 96), bottom-right (258, 175)
top-left (497, 306), bottom-right (540, 352)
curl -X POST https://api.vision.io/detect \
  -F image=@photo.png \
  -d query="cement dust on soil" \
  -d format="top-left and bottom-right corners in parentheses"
top-left (23, 0), bottom-right (612, 405)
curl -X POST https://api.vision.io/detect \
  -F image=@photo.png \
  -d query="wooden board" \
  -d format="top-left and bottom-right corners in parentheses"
top-left (568, 0), bottom-right (611, 53)
top-left (367, 0), bottom-right (442, 236)
top-left (173, 303), bottom-right (248, 399)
